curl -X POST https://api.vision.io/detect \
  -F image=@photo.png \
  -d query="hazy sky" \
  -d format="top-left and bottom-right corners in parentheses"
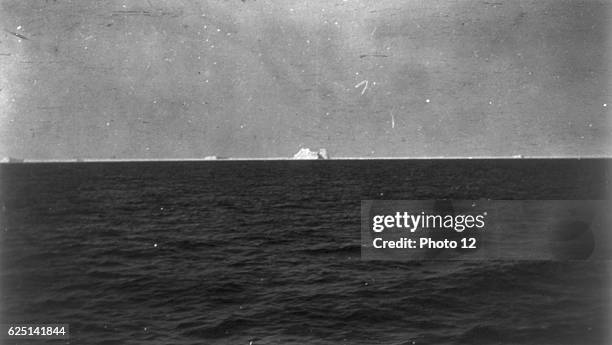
top-left (0, 0), bottom-right (610, 158)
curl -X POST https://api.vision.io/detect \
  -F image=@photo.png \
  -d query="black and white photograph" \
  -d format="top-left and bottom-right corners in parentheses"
top-left (0, 0), bottom-right (610, 344)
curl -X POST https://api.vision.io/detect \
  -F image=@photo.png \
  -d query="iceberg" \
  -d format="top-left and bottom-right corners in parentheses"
top-left (318, 148), bottom-right (329, 160)
top-left (0, 157), bottom-right (23, 163)
top-left (292, 148), bottom-right (329, 160)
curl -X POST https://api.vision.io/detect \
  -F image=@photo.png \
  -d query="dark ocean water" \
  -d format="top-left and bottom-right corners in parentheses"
top-left (1, 160), bottom-right (610, 345)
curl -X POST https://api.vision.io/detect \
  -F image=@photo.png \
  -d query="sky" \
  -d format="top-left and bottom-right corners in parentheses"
top-left (0, 0), bottom-right (610, 159)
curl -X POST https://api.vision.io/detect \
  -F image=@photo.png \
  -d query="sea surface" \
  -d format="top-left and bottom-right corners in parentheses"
top-left (1, 159), bottom-right (610, 345)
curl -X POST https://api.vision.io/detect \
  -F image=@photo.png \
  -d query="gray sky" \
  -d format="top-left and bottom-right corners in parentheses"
top-left (0, 0), bottom-right (610, 159)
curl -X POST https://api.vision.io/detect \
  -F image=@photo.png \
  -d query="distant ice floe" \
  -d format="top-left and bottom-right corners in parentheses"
top-left (292, 148), bottom-right (329, 160)
top-left (0, 157), bottom-right (24, 163)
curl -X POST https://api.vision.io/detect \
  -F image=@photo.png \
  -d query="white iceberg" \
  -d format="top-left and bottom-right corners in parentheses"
top-left (292, 148), bottom-right (329, 160)
top-left (0, 157), bottom-right (23, 163)
top-left (318, 148), bottom-right (329, 159)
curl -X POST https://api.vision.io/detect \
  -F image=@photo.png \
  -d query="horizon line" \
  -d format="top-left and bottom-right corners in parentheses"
top-left (2, 155), bottom-right (611, 163)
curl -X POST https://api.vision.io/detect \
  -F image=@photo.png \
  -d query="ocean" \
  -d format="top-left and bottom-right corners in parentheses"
top-left (1, 159), bottom-right (610, 344)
